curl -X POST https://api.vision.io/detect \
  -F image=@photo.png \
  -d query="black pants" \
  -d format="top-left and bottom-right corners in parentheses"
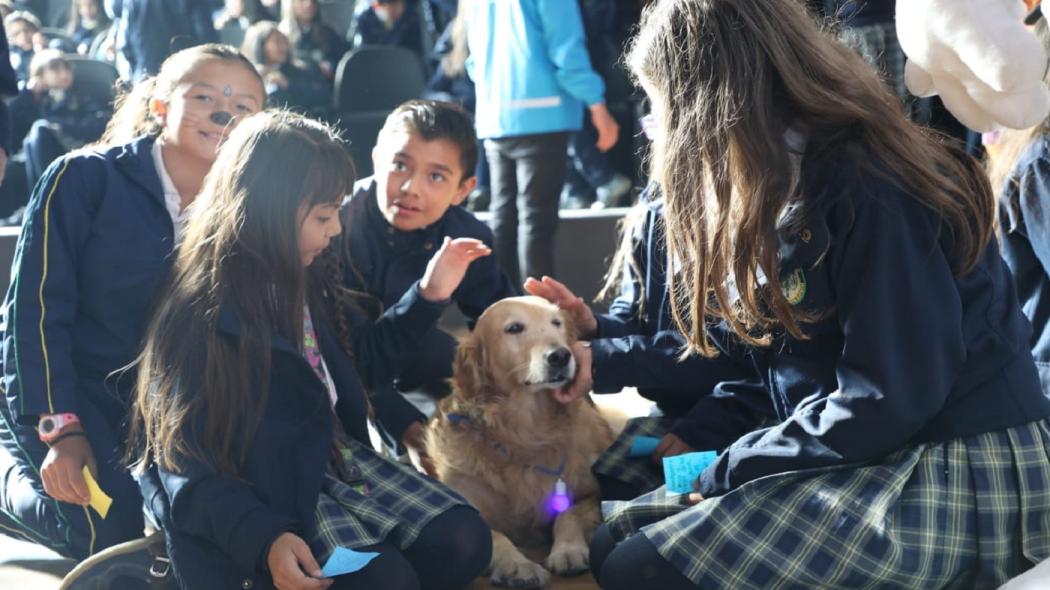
top-left (484, 132), bottom-right (570, 285)
top-left (330, 506), bottom-right (491, 590)
top-left (0, 393), bottom-right (144, 559)
top-left (589, 524), bottom-right (698, 590)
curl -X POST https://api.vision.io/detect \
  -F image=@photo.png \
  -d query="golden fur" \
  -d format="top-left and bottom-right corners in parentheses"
top-left (426, 296), bottom-right (614, 588)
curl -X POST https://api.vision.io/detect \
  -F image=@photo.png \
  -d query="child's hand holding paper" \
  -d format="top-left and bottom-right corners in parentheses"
top-left (81, 466), bottom-right (112, 518)
top-left (663, 451), bottom-right (718, 495)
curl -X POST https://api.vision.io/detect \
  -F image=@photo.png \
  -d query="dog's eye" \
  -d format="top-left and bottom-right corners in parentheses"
top-left (551, 319), bottom-right (562, 328)
top-left (505, 322), bottom-right (525, 334)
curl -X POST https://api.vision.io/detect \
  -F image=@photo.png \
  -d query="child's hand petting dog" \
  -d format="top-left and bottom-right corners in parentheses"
top-left (419, 237), bottom-right (491, 302)
top-left (402, 421), bottom-right (437, 477)
top-left (267, 532), bottom-right (332, 590)
top-left (523, 276), bottom-right (598, 338)
top-left (552, 341), bottom-right (594, 404)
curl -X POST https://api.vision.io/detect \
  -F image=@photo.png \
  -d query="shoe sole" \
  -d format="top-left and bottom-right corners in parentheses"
top-left (58, 532), bottom-right (163, 590)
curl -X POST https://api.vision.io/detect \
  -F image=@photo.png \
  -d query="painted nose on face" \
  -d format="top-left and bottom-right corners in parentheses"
top-left (545, 347), bottom-right (571, 369)
top-left (210, 111), bottom-right (233, 126)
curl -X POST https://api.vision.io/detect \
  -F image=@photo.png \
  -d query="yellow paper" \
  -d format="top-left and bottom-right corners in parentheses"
top-left (81, 466), bottom-right (112, 519)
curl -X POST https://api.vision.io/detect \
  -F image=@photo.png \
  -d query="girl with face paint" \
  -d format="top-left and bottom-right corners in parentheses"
top-left (0, 44), bottom-right (266, 586)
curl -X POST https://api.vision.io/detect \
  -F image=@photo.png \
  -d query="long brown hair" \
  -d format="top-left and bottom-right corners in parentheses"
top-left (98, 44), bottom-right (262, 147)
top-left (129, 110), bottom-right (356, 476)
top-left (627, 0), bottom-right (996, 356)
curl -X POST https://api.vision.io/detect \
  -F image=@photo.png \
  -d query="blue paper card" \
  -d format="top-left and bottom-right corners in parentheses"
top-left (663, 451), bottom-right (718, 494)
top-left (628, 436), bottom-right (661, 457)
top-left (321, 547), bottom-right (380, 577)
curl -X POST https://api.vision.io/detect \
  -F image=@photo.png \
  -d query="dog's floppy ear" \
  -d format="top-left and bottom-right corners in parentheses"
top-left (452, 336), bottom-right (487, 399)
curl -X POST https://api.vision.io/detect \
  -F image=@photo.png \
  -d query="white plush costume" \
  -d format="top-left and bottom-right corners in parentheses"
top-left (896, 0), bottom-right (1050, 131)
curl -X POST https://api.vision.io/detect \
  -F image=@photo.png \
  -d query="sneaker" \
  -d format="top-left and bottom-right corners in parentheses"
top-left (59, 531), bottom-right (175, 590)
top-left (595, 174), bottom-right (633, 208)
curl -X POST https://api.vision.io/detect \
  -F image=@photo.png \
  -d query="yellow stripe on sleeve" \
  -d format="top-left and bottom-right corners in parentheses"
top-left (36, 159), bottom-right (72, 414)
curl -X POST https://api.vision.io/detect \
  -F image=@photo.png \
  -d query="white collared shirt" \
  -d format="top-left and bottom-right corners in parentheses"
top-left (151, 140), bottom-right (190, 242)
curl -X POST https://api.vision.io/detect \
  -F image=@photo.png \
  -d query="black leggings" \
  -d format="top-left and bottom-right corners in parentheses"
top-left (330, 506), bottom-right (491, 590)
top-left (589, 524), bottom-right (699, 590)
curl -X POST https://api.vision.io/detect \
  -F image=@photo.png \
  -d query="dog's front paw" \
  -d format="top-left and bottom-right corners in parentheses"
top-left (545, 542), bottom-right (590, 577)
top-left (490, 558), bottom-right (551, 588)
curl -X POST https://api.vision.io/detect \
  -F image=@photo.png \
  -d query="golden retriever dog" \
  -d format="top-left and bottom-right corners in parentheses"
top-left (426, 296), bottom-right (614, 588)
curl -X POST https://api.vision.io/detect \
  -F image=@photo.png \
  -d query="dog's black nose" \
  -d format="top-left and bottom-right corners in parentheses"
top-left (546, 347), bottom-right (571, 368)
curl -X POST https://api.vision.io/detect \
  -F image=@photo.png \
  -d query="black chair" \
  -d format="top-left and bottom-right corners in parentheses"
top-left (67, 57), bottom-right (120, 108)
top-left (334, 45), bottom-right (426, 113)
top-left (333, 45), bottom-right (426, 176)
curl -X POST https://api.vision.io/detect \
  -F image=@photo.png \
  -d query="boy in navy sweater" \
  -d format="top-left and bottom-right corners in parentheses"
top-left (340, 99), bottom-right (518, 467)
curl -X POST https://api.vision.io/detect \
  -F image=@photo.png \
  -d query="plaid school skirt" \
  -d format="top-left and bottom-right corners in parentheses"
top-left (602, 419), bottom-right (1050, 589)
top-left (305, 436), bottom-right (472, 564)
top-left (591, 416), bottom-right (671, 496)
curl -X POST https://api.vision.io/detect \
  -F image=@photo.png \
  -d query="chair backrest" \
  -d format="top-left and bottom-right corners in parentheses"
top-left (68, 58), bottom-right (120, 108)
top-left (341, 111), bottom-right (388, 178)
top-left (333, 45), bottom-right (425, 114)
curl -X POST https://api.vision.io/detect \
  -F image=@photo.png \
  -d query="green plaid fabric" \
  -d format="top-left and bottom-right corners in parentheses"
top-left (602, 419), bottom-right (1050, 589)
top-left (591, 417), bottom-right (671, 496)
top-left (306, 437), bottom-right (471, 564)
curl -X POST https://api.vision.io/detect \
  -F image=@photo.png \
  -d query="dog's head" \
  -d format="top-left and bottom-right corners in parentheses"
top-left (454, 296), bottom-right (577, 399)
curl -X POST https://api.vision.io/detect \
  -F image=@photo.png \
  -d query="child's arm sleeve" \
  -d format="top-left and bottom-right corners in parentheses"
top-left (1017, 157), bottom-right (1050, 275)
top-left (369, 384), bottom-right (425, 447)
top-left (349, 282), bottom-right (449, 388)
top-left (668, 377), bottom-right (778, 452)
top-left (158, 456), bottom-right (296, 574)
top-left (536, 0), bottom-right (605, 107)
top-left (697, 186), bottom-right (966, 498)
top-left (2, 157), bottom-right (97, 424)
top-left (589, 330), bottom-right (743, 394)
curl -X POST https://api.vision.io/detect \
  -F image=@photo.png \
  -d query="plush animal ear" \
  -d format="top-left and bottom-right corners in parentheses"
top-left (452, 336), bottom-right (487, 399)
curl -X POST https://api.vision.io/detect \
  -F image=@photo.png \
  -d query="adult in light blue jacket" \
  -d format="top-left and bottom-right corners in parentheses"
top-left (463, 0), bottom-right (619, 285)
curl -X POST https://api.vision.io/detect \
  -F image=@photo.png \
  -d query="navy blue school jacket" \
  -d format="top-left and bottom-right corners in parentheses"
top-left (1, 136), bottom-right (174, 425)
top-left (999, 135), bottom-right (1050, 393)
top-left (138, 291), bottom-right (447, 590)
top-left (339, 177), bottom-right (518, 434)
top-left (679, 151), bottom-right (1050, 499)
top-left (590, 187), bottom-right (769, 449)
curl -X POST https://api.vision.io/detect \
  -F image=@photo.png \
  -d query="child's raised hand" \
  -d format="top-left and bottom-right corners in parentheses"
top-left (524, 276), bottom-right (598, 338)
top-left (267, 532), bottom-right (333, 590)
top-left (419, 237), bottom-right (492, 302)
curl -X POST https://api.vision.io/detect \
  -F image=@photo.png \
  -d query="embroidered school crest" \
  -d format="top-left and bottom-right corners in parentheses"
top-left (782, 268), bottom-right (807, 305)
